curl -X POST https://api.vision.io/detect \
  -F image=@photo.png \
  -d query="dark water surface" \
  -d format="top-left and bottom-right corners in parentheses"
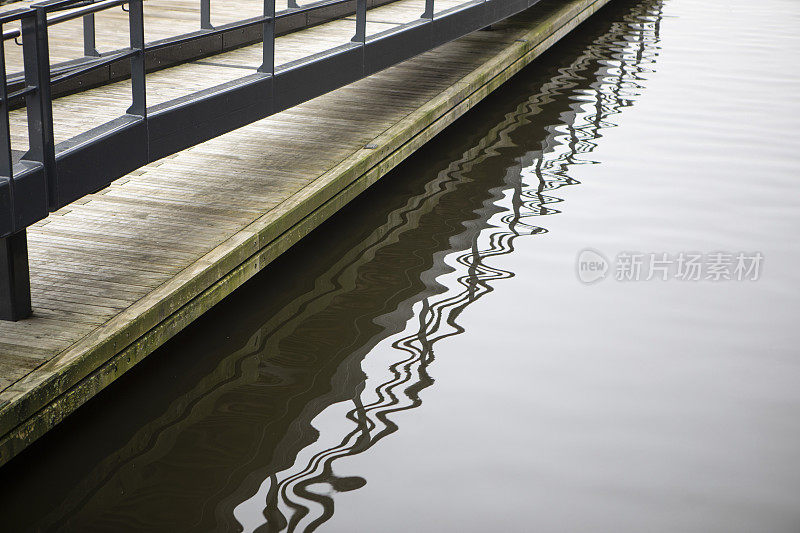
top-left (2, 0), bottom-right (800, 531)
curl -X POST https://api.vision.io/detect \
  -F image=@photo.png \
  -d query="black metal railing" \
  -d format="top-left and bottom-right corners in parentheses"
top-left (0, 0), bottom-right (538, 320)
top-left (1, 0), bottom-right (407, 111)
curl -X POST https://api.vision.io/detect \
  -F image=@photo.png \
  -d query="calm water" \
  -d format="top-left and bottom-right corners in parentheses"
top-left (2, 0), bottom-right (800, 531)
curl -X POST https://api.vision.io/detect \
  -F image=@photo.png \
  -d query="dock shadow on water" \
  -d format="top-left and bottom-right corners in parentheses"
top-left (0, 1), bottom-right (664, 531)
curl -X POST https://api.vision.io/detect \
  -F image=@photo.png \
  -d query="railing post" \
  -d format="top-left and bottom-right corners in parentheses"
top-left (257, 0), bottom-right (275, 74)
top-left (351, 0), bottom-right (366, 43)
top-left (0, 23), bottom-right (12, 180)
top-left (0, 21), bottom-right (32, 321)
top-left (200, 0), bottom-right (212, 30)
top-left (127, 0), bottom-right (146, 116)
top-left (422, 0), bottom-right (434, 19)
top-left (23, 8), bottom-right (56, 209)
top-left (0, 231), bottom-right (32, 321)
top-left (82, 13), bottom-right (100, 56)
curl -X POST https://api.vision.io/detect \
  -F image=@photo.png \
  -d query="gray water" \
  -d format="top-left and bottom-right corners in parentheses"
top-left (1, 0), bottom-right (799, 531)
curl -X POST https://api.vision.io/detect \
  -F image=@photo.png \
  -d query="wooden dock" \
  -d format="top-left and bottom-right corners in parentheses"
top-left (0, 0), bottom-right (611, 466)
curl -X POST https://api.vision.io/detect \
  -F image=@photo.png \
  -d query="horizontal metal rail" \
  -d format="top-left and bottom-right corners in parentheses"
top-left (0, 7), bottom-right (34, 24)
top-left (0, 0), bottom-right (540, 320)
top-left (5, 84), bottom-right (36, 101)
top-left (2, 1), bottom-right (132, 40)
top-left (43, 0), bottom-right (128, 25)
top-left (48, 48), bottom-right (136, 84)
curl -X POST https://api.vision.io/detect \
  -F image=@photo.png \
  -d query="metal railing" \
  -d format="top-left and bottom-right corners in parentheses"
top-left (1, 0), bottom-right (408, 104)
top-left (0, 0), bottom-right (539, 320)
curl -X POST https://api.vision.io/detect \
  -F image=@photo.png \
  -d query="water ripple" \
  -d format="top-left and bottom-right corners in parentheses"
top-left (232, 2), bottom-right (664, 530)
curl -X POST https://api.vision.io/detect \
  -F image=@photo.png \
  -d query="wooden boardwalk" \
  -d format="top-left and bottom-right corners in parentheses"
top-left (0, 0), bottom-right (611, 466)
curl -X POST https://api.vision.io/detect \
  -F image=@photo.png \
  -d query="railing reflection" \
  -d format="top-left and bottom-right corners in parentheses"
top-left (0, 0), bottom-right (664, 529)
top-left (234, 1), bottom-right (664, 530)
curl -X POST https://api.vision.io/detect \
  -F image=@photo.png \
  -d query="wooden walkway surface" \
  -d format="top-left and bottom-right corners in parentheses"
top-left (0, 0), bottom-right (611, 466)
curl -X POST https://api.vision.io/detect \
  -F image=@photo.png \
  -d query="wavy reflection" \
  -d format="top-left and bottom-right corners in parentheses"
top-left (0, 1), bottom-right (664, 531)
top-left (235, 3), bottom-right (664, 531)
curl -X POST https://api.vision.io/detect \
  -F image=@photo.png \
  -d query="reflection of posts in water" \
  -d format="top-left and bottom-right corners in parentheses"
top-left (418, 298), bottom-right (434, 365)
top-left (510, 159), bottom-right (524, 235)
top-left (236, 3), bottom-right (673, 530)
top-left (263, 474), bottom-right (288, 533)
top-left (251, 3), bottom-right (668, 530)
